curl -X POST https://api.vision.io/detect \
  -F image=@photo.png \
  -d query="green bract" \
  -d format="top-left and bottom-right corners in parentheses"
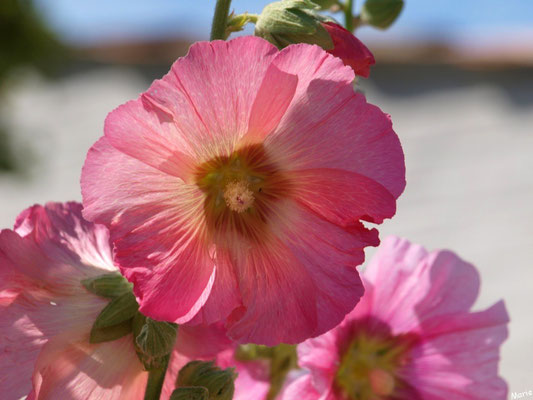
top-left (177, 361), bottom-right (236, 400)
top-left (81, 271), bottom-right (133, 299)
top-left (255, 0), bottom-right (334, 49)
top-left (360, 0), bottom-right (404, 29)
top-left (82, 272), bottom-right (139, 344)
top-left (82, 272), bottom-right (178, 372)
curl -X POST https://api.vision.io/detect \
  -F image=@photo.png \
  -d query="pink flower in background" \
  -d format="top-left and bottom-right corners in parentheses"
top-left (282, 236), bottom-right (509, 400)
top-left (0, 202), bottom-right (250, 399)
top-left (81, 35), bottom-right (405, 345)
top-left (322, 22), bottom-right (375, 77)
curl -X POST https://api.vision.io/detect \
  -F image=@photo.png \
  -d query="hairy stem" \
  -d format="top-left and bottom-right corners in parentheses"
top-left (210, 0), bottom-right (232, 40)
top-left (143, 359), bottom-right (169, 400)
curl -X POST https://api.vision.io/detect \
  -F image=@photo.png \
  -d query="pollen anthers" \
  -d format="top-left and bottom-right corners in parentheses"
top-left (223, 180), bottom-right (254, 213)
top-left (335, 330), bottom-right (412, 400)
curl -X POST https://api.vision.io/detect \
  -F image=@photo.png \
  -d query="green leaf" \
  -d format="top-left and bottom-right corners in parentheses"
top-left (170, 387), bottom-right (209, 400)
top-left (90, 318), bottom-right (132, 343)
top-left (360, 0), bottom-right (404, 29)
top-left (81, 272), bottom-right (133, 299)
top-left (93, 291), bottom-right (139, 329)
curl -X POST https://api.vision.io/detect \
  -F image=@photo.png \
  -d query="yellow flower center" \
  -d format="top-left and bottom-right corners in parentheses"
top-left (194, 144), bottom-right (292, 242)
top-left (335, 330), bottom-right (412, 400)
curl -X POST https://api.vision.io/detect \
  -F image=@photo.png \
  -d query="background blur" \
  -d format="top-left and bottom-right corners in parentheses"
top-left (1, 0), bottom-right (532, 396)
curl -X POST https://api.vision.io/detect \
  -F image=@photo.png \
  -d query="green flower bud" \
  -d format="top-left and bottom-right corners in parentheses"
top-left (177, 361), bottom-right (236, 400)
top-left (170, 387), bottom-right (209, 400)
top-left (255, 0), bottom-right (334, 50)
top-left (133, 313), bottom-right (178, 370)
top-left (360, 0), bottom-right (404, 29)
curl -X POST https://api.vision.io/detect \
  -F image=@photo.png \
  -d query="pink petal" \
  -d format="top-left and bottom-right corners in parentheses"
top-left (226, 201), bottom-right (365, 345)
top-left (265, 44), bottom-right (405, 199)
top-left (29, 335), bottom-right (147, 400)
top-left (321, 22), bottom-right (375, 78)
top-left (216, 349), bottom-right (271, 400)
top-left (104, 99), bottom-right (197, 183)
top-left (82, 137), bottom-right (215, 323)
top-left (141, 36), bottom-right (278, 160)
top-left (187, 249), bottom-right (241, 326)
top-left (362, 236), bottom-right (481, 333)
top-left (297, 329), bottom-right (339, 394)
top-left (175, 323), bottom-right (233, 360)
top-left (244, 63), bottom-right (298, 142)
top-left (408, 301), bottom-right (509, 400)
top-left (280, 374), bottom-right (321, 400)
top-left (14, 202), bottom-right (115, 275)
top-left (291, 168), bottom-right (396, 227)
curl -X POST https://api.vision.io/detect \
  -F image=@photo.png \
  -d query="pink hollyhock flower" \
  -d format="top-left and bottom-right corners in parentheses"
top-left (0, 202), bottom-right (250, 399)
top-left (81, 35), bottom-right (405, 345)
top-left (281, 236), bottom-right (509, 400)
top-left (322, 22), bottom-right (376, 78)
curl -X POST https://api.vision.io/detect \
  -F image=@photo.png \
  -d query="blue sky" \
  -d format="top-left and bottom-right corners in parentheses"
top-left (34, 0), bottom-right (533, 45)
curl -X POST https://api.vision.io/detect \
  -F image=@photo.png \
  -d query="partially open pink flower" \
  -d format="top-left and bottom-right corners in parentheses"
top-left (282, 237), bottom-right (509, 400)
top-left (81, 36), bottom-right (405, 345)
top-left (322, 22), bottom-right (376, 78)
top-left (0, 202), bottom-right (248, 399)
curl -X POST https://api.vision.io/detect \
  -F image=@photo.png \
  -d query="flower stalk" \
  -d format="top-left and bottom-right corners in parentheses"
top-left (210, 0), bottom-right (232, 40)
top-left (143, 360), bottom-right (169, 400)
top-left (344, 0), bottom-right (354, 31)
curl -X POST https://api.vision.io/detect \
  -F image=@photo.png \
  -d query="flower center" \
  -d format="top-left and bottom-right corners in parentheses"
top-left (193, 144), bottom-right (292, 242)
top-left (223, 180), bottom-right (255, 213)
top-left (335, 331), bottom-right (411, 400)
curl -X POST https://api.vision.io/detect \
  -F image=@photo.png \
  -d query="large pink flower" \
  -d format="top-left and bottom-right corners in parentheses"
top-left (81, 36), bottom-right (405, 345)
top-left (0, 202), bottom-right (252, 399)
top-left (281, 236), bottom-right (509, 400)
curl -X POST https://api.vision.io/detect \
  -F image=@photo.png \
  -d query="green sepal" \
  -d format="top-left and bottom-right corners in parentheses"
top-left (81, 272), bottom-right (133, 299)
top-left (93, 291), bottom-right (139, 329)
top-left (90, 318), bottom-right (133, 343)
top-left (177, 361), bottom-right (236, 400)
top-left (170, 387), bottom-right (209, 400)
top-left (133, 313), bottom-right (178, 371)
top-left (360, 0), bottom-right (404, 29)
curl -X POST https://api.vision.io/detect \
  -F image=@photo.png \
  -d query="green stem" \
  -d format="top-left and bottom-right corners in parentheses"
top-left (344, 0), bottom-right (354, 32)
top-left (210, 0), bottom-right (232, 40)
top-left (143, 359), bottom-right (169, 400)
